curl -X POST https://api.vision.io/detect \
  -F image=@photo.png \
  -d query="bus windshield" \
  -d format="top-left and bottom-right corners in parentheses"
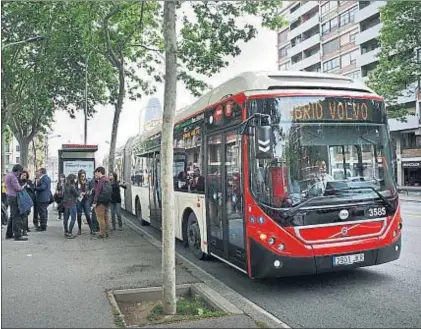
top-left (248, 96), bottom-right (397, 209)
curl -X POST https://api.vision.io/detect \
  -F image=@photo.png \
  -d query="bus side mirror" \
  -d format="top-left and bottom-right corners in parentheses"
top-left (255, 124), bottom-right (273, 159)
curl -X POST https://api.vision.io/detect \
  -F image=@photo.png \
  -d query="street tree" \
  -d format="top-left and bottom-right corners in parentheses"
top-left (94, 1), bottom-right (162, 173)
top-left (159, 0), bottom-right (287, 315)
top-left (161, 0), bottom-right (177, 315)
top-left (367, 0), bottom-right (421, 119)
top-left (1, 1), bottom-right (115, 168)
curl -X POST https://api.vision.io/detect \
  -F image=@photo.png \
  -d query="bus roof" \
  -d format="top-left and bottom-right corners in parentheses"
top-left (138, 71), bottom-right (376, 141)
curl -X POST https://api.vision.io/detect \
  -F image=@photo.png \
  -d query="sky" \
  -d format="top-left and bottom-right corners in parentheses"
top-left (48, 15), bottom-right (278, 164)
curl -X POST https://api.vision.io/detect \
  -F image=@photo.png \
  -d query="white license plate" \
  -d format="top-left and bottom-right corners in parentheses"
top-left (333, 253), bottom-right (365, 266)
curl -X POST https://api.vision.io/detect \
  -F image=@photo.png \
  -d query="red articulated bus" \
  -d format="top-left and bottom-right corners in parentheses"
top-left (122, 71), bottom-right (402, 279)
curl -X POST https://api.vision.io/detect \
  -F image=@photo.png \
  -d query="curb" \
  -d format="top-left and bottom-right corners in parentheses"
top-left (123, 215), bottom-right (291, 329)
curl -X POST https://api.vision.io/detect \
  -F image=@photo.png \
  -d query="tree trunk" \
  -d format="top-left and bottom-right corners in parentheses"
top-left (1, 130), bottom-right (6, 176)
top-left (16, 136), bottom-right (30, 169)
top-left (108, 66), bottom-right (125, 174)
top-left (161, 0), bottom-right (177, 316)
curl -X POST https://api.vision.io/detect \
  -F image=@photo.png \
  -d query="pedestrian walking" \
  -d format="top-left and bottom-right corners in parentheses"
top-left (34, 168), bottom-right (52, 232)
top-left (76, 169), bottom-right (93, 235)
top-left (4, 164), bottom-right (27, 241)
top-left (109, 172), bottom-right (126, 231)
top-left (62, 174), bottom-right (79, 239)
top-left (92, 167), bottom-right (112, 239)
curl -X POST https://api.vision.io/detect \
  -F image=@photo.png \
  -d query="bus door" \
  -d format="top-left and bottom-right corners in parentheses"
top-left (206, 130), bottom-right (246, 271)
top-left (149, 152), bottom-right (162, 228)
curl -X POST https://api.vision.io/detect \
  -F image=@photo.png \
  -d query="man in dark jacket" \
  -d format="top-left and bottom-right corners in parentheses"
top-left (5, 164), bottom-right (27, 241)
top-left (34, 168), bottom-right (51, 231)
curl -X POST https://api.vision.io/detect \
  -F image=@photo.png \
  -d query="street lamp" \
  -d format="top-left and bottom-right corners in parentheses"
top-left (84, 49), bottom-right (98, 145)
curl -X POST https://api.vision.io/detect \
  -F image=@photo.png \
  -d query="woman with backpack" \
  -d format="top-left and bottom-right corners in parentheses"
top-left (19, 170), bottom-right (35, 236)
top-left (76, 169), bottom-right (93, 235)
top-left (62, 174), bottom-right (80, 239)
top-left (54, 174), bottom-right (65, 220)
top-left (108, 172), bottom-right (126, 231)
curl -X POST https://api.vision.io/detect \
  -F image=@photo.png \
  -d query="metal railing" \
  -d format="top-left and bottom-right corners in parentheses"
top-left (397, 186), bottom-right (421, 195)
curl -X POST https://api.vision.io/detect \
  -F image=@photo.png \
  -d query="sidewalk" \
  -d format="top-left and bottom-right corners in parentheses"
top-left (399, 192), bottom-right (421, 203)
top-left (1, 211), bottom-right (258, 328)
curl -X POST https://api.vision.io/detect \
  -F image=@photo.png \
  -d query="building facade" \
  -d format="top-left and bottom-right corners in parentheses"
top-left (277, 0), bottom-right (421, 186)
top-left (4, 133), bottom-right (48, 177)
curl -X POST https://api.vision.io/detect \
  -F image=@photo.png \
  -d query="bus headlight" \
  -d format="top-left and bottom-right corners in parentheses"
top-left (277, 243), bottom-right (285, 251)
top-left (268, 237), bottom-right (275, 245)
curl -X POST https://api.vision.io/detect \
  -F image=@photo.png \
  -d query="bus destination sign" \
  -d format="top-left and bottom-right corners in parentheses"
top-left (288, 99), bottom-right (381, 122)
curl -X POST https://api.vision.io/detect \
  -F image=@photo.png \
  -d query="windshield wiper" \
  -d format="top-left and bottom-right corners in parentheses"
top-left (280, 195), bottom-right (336, 222)
top-left (329, 186), bottom-right (394, 211)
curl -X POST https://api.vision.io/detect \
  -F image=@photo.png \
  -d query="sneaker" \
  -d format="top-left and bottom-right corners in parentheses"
top-left (117, 227), bottom-right (123, 231)
top-left (66, 233), bottom-right (76, 239)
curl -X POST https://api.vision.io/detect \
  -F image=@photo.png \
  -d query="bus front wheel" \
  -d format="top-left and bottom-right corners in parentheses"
top-left (187, 212), bottom-right (206, 260)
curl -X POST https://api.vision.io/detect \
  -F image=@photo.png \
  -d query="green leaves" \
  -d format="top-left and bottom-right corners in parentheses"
top-left (177, 1), bottom-right (286, 96)
top-left (367, 0), bottom-right (421, 119)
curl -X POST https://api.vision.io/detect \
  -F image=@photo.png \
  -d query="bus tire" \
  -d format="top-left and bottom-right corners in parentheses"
top-left (136, 198), bottom-right (148, 226)
top-left (187, 212), bottom-right (206, 260)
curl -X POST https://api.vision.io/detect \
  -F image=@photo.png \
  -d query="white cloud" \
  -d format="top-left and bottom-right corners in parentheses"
top-left (49, 19), bottom-right (277, 167)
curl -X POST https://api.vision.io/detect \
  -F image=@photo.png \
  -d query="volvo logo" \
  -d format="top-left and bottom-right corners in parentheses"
top-left (338, 209), bottom-right (349, 220)
top-left (341, 227), bottom-right (349, 236)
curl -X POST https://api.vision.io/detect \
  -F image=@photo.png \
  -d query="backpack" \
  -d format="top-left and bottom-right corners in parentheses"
top-left (17, 190), bottom-right (34, 215)
top-left (97, 180), bottom-right (112, 205)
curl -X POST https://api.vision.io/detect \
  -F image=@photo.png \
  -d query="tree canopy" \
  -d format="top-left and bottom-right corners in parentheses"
top-left (367, 0), bottom-right (421, 119)
top-left (1, 1), bottom-right (116, 166)
top-left (2, 0), bottom-right (287, 169)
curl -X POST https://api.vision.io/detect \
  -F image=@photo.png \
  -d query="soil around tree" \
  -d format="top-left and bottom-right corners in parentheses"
top-left (118, 295), bottom-right (227, 327)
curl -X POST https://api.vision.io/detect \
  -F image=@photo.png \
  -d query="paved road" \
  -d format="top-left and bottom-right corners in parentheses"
top-left (127, 202), bottom-right (421, 328)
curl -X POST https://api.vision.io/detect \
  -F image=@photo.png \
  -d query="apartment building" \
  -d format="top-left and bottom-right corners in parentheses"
top-left (4, 136), bottom-right (21, 173)
top-left (4, 133), bottom-right (48, 177)
top-left (277, 0), bottom-right (421, 187)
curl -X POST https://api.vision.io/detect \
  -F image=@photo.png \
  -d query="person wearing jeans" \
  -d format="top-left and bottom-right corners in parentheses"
top-left (62, 174), bottom-right (79, 239)
top-left (4, 164), bottom-right (26, 241)
top-left (108, 172), bottom-right (126, 230)
top-left (76, 170), bottom-right (92, 235)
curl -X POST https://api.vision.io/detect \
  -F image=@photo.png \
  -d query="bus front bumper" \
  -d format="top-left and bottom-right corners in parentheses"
top-left (249, 237), bottom-right (401, 279)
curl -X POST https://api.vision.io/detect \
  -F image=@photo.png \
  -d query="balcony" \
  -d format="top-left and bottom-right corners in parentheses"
top-left (396, 83), bottom-right (417, 105)
top-left (355, 1), bottom-right (384, 23)
top-left (288, 1), bottom-right (319, 22)
top-left (290, 52), bottom-right (321, 71)
top-left (289, 14), bottom-right (320, 41)
top-left (357, 47), bottom-right (380, 67)
top-left (289, 34), bottom-right (321, 58)
top-left (355, 23), bottom-right (383, 45)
